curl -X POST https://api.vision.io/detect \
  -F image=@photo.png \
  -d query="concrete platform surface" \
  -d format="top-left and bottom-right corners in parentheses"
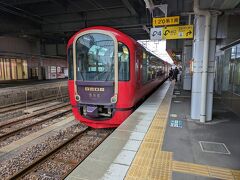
top-left (0, 79), bottom-right (68, 107)
top-left (163, 89), bottom-right (240, 170)
top-left (66, 81), bottom-right (240, 180)
top-left (0, 79), bottom-right (67, 89)
top-left (66, 81), bottom-right (172, 180)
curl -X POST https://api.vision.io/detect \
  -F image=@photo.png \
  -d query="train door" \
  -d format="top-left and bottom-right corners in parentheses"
top-left (135, 47), bottom-right (141, 89)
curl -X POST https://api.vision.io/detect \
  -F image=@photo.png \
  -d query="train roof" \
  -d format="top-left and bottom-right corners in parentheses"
top-left (67, 26), bottom-right (136, 46)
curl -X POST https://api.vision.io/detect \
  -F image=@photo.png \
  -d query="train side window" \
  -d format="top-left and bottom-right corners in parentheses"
top-left (68, 45), bottom-right (73, 80)
top-left (148, 55), bottom-right (155, 81)
top-left (118, 42), bottom-right (130, 81)
top-left (142, 51), bottom-right (148, 84)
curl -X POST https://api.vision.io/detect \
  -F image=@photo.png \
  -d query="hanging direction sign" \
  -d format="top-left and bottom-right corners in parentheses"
top-left (162, 25), bottom-right (193, 39)
top-left (153, 16), bottom-right (180, 26)
top-left (150, 25), bottom-right (193, 40)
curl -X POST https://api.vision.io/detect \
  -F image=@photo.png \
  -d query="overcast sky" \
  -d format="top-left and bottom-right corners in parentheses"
top-left (138, 40), bottom-right (173, 64)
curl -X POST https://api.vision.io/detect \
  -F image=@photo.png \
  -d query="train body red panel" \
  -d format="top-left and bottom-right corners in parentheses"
top-left (67, 26), bottom-right (170, 128)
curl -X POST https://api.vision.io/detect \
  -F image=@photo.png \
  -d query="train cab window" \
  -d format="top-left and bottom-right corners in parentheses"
top-left (118, 42), bottom-right (130, 81)
top-left (76, 33), bottom-right (115, 81)
top-left (68, 45), bottom-right (73, 80)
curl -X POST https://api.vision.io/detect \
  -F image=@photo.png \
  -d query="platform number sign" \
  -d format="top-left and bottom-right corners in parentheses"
top-left (150, 28), bottom-right (163, 40)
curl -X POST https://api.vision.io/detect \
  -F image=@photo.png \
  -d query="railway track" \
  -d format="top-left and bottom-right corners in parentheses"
top-left (6, 127), bottom-right (112, 180)
top-left (0, 106), bottom-right (71, 140)
top-left (0, 94), bottom-right (69, 114)
top-left (0, 102), bottom-right (70, 128)
top-left (0, 104), bottom-right (72, 148)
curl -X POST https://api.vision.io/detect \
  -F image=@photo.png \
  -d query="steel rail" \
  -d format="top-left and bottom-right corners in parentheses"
top-left (8, 127), bottom-right (91, 180)
top-left (0, 107), bottom-right (71, 141)
top-left (62, 129), bottom-right (113, 179)
top-left (0, 94), bottom-right (69, 114)
top-left (0, 102), bottom-right (70, 128)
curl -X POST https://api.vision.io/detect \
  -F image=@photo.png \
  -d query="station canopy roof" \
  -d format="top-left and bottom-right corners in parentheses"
top-left (0, 0), bottom-right (239, 43)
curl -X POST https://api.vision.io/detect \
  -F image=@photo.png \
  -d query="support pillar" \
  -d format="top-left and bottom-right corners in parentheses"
top-left (38, 58), bottom-right (43, 80)
top-left (38, 39), bottom-right (45, 80)
top-left (191, 14), bottom-right (218, 121)
top-left (183, 40), bottom-right (193, 90)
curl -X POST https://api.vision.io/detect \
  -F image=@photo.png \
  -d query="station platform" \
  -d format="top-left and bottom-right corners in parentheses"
top-left (66, 81), bottom-right (240, 180)
top-left (0, 79), bottom-right (68, 107)
top-left (0, 79), bottom-right (67, 89)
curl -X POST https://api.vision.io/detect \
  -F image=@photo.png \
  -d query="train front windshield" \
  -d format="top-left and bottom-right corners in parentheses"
top-left (76, 33), bottom-right (115, 81)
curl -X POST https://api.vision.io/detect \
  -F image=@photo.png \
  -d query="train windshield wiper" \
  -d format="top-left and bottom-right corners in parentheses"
top-left (78, 71), bottom-right (85, 81)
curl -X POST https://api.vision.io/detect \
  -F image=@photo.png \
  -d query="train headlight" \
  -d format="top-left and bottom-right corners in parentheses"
top-left (111, 95), bottom-right (117, 103)
top-left (75, 95), bottom-right (81, 101)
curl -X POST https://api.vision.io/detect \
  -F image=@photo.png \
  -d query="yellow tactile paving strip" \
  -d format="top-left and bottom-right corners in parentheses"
top-left (173, 160), bottom-right (240, 180)
top-left (125, 83), bottom-right (240, 180)
top-left (125, 84), bottom-right (174, 180)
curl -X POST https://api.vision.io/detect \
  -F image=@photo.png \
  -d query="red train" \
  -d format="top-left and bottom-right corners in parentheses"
top-left (67, 26), bottom-right (171, 128)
